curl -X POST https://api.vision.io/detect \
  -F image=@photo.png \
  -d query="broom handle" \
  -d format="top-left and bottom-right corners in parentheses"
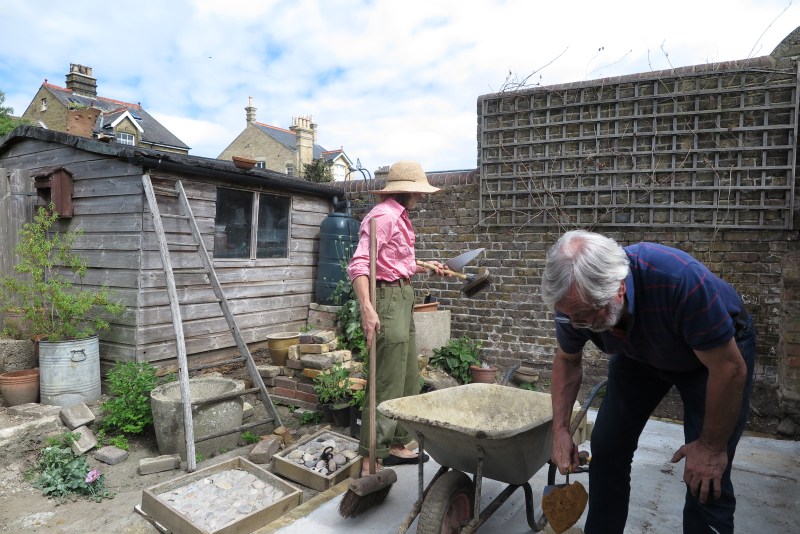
top-left (415, 260), bottom-right (469, 280)
top-left (368, 218), bottom-right (378, 476)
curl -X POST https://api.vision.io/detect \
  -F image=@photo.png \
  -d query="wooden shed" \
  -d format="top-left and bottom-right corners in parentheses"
top-left (0, 126), bottom-right (345, 373)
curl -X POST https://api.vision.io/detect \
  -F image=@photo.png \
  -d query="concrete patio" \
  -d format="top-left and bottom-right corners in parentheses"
top-left (260, 411), bottom-right (800, 533)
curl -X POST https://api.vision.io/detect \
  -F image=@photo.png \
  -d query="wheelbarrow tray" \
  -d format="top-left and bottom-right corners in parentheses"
top-left (378, 383), bottom-right (553, 486)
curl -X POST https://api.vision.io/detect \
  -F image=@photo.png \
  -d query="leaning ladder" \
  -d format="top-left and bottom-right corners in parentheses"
top-left (142, 174), bottom-right (282, 472)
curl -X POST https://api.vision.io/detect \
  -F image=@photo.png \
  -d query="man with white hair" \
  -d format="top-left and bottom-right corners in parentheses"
top-left (540, 230), bottom-right (755, 534)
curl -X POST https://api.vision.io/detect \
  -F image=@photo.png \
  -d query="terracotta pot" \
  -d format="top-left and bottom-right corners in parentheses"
top-left (469, 365), bottom-right (497, 384)
top-left (232, 156), bottom-right (257, 170)
top-left (0, 368), bottom-right (40, 406)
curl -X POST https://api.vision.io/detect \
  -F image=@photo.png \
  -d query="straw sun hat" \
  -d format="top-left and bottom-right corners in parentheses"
top-left (375, 161), bottom-right (439, 194)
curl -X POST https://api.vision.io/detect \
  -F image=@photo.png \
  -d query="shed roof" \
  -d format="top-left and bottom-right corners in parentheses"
top-left (0, 125), bottom-right (344, 199)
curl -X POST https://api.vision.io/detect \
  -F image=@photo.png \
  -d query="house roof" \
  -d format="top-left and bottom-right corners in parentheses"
top-left (0, 125), bottom-right (344, 199)
top-left (320, 148), bottom-right (353, 167)
top-left (41, 82), bottom-right (190, 151)
top-left (252, 122), bottom-right (326, 158)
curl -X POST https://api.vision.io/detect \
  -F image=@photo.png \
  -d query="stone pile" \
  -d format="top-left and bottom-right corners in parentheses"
top-left (282, 432), bottom-right (358, 476)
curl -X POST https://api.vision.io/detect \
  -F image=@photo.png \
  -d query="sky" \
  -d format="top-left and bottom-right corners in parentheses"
top-left (1, 0), bottom-right (798, 175)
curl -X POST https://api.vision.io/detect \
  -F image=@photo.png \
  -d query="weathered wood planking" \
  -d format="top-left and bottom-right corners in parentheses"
top-left (138, 292), bottom-right (312, 325)
top-left (137, 279), bottom-right (312, 307)
top-left (136, 304), bottom-right (312, 346)
top-left (136, 313), bottom-right (311, 362)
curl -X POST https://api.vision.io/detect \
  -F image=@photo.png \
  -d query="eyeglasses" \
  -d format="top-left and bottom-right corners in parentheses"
top-left (555, 304), bottom-right (603, 329)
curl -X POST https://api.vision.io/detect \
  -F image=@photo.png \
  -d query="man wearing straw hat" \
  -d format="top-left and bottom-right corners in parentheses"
top-left (347, 160), bottom-right (446, 476)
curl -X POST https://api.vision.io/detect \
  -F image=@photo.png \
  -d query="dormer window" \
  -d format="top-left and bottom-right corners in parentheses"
top-left (40, 98), bottom-right (47, 111)
top-left (116, 132), bottom-right (135, 146)
top-left (285, 163), bottom-right (294, 176)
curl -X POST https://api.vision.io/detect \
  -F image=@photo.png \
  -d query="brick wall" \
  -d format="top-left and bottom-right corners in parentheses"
top-left (342, 171), bottom-right (799, 432)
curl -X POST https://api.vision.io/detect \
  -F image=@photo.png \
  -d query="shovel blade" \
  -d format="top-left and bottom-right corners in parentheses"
top-left (541, 481), bottom-right (588, 534)
top-left (445, 248), bottom-right (484, 271)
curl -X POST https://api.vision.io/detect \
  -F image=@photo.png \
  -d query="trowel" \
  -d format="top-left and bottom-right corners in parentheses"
top-left (541, 380), bottom-right (607, 533)
top-left (443, 248), bottom-right (484, 271)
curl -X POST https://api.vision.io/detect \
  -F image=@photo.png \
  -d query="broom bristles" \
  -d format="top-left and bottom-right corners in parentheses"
top-left (462, 269), bottom-right (491, 297)
top-left (338, 485), bottom-right (392, 518)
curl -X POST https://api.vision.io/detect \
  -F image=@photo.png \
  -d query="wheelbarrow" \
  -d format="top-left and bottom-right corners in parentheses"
top-left (378, 382), bottom-right (606, 534)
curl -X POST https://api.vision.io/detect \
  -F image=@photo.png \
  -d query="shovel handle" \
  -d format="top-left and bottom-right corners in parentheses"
top-left (416, 260), bottom-right (468, 280)
top-left (368, 219), bottom-right (378, 476)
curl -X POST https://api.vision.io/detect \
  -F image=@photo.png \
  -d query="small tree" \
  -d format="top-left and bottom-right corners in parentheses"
top-left (303, 158), bottom-right (334, 183)
top-left (0, 204), bottom-right (124, 340)
top-left (0, 89), bottom-right (22, 137)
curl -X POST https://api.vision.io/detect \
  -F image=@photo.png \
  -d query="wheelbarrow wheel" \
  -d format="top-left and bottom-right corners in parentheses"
top-left (417, 470), bottom-right (475, 534)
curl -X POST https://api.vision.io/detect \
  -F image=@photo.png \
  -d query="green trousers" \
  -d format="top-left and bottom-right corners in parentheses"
top-left (358, 284), bottom-right (418, 459)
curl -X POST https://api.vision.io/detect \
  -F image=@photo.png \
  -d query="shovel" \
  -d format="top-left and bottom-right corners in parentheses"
top-left (541, 380), bottom-right (607, 534)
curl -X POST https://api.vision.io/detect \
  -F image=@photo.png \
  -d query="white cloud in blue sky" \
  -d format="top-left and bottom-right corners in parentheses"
top-left (1, 0), bottom-right (798, 173)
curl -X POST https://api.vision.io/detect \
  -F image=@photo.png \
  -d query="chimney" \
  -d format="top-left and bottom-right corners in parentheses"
top-left (65, 107), bottom-right (101, 139)
top-left (290, 115), bottom-right (317, 171)
top-left (65, 64), bottom-right (97, 98)
top-left (245, 96), bottom-right (256, 123)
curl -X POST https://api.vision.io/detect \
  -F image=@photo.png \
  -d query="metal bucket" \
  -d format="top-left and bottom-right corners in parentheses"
top-left (39, 336), bottom-right (101, 407)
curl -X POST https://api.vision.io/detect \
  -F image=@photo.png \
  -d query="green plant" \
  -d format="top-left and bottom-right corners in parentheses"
top-left (241, 431), bottom-right (260, 444)
top-left (300, 410), bottom-right (323, 424)
top-left (0, 205), bottom-right (125, 341)
top-left (331, 273), bottom-right (366, 359)
top-left (349, 387), bottom-right (365, 411)
top-left (300, 323), bottom-right (315, 333)
top-left (519, 382), bottom-right (539, 392)
top-left (303, 158), bottom-right (334, 183)
top-left (195, 453), bottom-right (205, 464)
top-left (32, 432), bottom-right (113, 502)
top-left (430, 336), bottom-right (483, 384)
top-left (96, 429), bottom-right (130, 451)
top-left (100, 361), bottom-right (158, 435)
top-left (313, 363), bottom-right (351, 406)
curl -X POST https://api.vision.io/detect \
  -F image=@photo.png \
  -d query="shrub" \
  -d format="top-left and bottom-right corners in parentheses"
top-left (100, 361), bottom-right (158, 435)
top-left (430, 336), bottom-right (482, 384)
top-left (313, 363), bottom-right (351, 406)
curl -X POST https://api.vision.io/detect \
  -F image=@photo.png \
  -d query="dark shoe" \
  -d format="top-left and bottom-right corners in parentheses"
top-left (382, 453), bottom-right (430, 466)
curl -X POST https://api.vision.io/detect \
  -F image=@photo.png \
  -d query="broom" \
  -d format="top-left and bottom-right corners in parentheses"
top-left (339, 218), bottom-right (398, 518)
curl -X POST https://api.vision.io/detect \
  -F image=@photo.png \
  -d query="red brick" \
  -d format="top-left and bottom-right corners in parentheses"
top-left (274, 387), bottom-right (296, 398)
top-left (787, 357), bottom-right (800, 369)
top-left (785, 344), bottom-right (800, 358)
top-left (295, 391), bottom-right (319, 404)
top-left (274, 377), bottom-right (297, 390)
top-left (296, 382), bottom-right (316, 395)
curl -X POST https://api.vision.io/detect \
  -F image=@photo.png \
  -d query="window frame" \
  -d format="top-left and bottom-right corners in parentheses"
top-left (116, 131), bottom-right (135, 146)
top-left (213, 186), bottom-right (292, 265)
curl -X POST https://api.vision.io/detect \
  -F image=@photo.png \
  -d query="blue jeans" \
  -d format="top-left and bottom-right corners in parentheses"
top-left (585, 317), bottom-right (756, 534)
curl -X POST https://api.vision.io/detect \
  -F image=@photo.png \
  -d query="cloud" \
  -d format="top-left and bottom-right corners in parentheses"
top-left (2, 0), bottom-right (798, 172)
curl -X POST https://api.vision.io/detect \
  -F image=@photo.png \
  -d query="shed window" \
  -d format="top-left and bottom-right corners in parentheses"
top-left (116, 132), bottom-right (135, 146)
top-left (214, 187), bottom-right (290, 259)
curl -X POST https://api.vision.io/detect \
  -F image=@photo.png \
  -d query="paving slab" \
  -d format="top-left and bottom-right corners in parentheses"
top-left (261, 412), bottom-right (800, 533)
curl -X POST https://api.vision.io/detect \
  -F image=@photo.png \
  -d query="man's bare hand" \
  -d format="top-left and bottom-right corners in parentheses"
top-left (671, 439), bottom-right (728, 503)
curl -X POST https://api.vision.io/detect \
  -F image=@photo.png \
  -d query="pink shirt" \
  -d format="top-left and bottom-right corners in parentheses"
top-left (347, 197), bottom-right (416, 282)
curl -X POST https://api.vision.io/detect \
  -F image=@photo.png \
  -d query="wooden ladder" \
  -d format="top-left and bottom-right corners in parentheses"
top-left (142, 174), bottom-right (282, 472)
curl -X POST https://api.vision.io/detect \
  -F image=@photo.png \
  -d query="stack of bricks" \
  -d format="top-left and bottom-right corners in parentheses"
top-left (307, 303), bottom-right (340, 330)
top-left (264, 329), bottom-right (363, 410)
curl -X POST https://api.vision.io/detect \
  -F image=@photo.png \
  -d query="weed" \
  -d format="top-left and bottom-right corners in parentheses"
top-left (32, 432), bottom-right (113, 502)
top-left (300, 410), bottom-right (323, 425)
top-left (100, 361), bottom-right (158, 435)
top-left (241, 431), bottom-right (260, 444)
top-left (430, 337), bottom-right (482, 384)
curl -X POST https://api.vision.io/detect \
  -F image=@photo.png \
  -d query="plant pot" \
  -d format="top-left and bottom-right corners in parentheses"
top-left (329, 404), bottom-right (351, 427)
top-left (232, 156), bottom-right (257, 170)
top-left (266, 332), bottom-right (300, 366)
top-left (413, 302), bottom-right (440, 312)
top-left (0, 368), bottom-right (40, 406)
top-left (469, 365), bottom-right (497, 384)
top-left (350, 408), bottom-right (362, 439)
top-left (39, 336), bottom-right (101, 407)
